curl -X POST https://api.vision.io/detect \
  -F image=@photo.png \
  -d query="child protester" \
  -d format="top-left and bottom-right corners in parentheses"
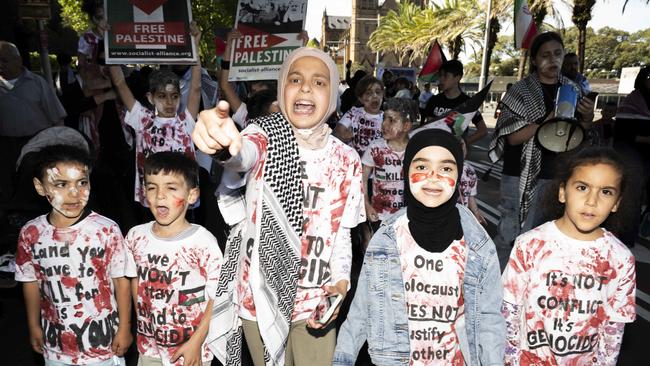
top-left (502, 147), bottom-right (636, 365)
top-left (124, 152), bottom-right (222, 366)
top-left (362, 98), bottom-right (416, 232)
top-left (334, 75), bottom-right (385, 158)
top-left (109, 23), bottom-right (202, 207)
top-left (192, 47), bottom-right (365, 366)
top-left (334, 129), bottom-right (504, 365)
top-left (15, 145), bottom-right (131, 366)
top-left (458, 139), bottom-right (487, 226)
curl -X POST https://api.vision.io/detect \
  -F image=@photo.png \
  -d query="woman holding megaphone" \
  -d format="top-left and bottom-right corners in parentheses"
top-left (486, 32), bottom-right (594, 261)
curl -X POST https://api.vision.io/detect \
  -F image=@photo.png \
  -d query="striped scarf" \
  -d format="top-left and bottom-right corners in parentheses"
top-left (208, 112), bottom-right (303, 365)
top-left (488, 73), bottom-right (578, 227)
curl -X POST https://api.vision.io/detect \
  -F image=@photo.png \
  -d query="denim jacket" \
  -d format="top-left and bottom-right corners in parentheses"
top-left (334, 205), bottom-right (505, 366)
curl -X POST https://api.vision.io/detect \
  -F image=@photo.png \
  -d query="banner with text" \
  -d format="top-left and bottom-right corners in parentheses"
top-left (229, 0), bottom-right (308, 81)
top-left (105, 0), bottom-right (197, 64)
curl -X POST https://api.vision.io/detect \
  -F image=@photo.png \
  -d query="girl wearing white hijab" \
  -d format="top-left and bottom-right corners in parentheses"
top-left (194, 47), bottom-right (365, 366)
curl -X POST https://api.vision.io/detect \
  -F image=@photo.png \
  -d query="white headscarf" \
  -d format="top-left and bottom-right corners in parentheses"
top-left (277, 47), bottom-right (339, 149)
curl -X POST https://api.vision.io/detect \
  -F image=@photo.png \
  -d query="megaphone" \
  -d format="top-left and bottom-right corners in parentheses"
top-left (536, 84), bottom-right (585, 153)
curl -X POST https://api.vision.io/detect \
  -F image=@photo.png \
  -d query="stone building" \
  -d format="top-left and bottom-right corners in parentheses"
top-left (321, 0), bottom-right (401, 72)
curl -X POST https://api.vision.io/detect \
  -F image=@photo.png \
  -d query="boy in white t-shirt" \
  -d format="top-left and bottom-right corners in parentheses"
top-left (362, 98), bottom-right (415, 233)
top-left (15, 145), bottom-right (131, 366)
top-left (108, 23), bottom-right (202, 206)
top-left (334, 75), bottom-right (385, 158)
top-left (125, 152), bottom-right (222, 366)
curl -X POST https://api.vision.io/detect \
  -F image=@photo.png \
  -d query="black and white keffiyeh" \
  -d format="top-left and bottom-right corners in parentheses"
top-left (208, 112), bottom-right (303, 366)
top-left (488, 73), bottom-right (579, 227)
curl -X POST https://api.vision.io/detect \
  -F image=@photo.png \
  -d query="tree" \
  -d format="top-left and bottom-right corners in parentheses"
top-left (369, 0), bottom-right (488, 65)
top-left (614, 28), bottom-right (650, 70)
top-left (571, 0), bottom-right (596, 73)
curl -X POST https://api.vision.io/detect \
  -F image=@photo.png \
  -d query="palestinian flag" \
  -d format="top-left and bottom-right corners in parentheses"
top-left (514, 0), bottom-right (537, 49)
top-left (418, 40), bottom-right (447, 83)
top-left (411, 80), bottom-right (493, 137)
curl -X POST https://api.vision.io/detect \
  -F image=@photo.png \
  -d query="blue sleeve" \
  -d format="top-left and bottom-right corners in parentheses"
top-left (333, 254), bottom-right (370, 365)
top-left (478, 238), bottom-right (506, 365)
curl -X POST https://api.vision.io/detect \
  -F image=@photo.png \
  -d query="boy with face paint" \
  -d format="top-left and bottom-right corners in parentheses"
top-left (192, 47), bottom-right (365, 366)
top-left (334, 129), bottom-right (505, 365)
top-left (109, 23), bottom-right (203, 208)
top-left (15, 145), bottom-right (132, 366)
top-left (124, 152), bottom-right (223, 366)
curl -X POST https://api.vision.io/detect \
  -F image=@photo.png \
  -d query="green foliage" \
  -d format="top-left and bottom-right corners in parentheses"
top-left (493, 26), bottom-right (650, 78)
top-left (57, 0), bottom-right (89, 32)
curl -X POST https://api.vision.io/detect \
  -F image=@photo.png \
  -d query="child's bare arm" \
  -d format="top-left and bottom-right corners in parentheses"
top-left (362, 165), bottom-right (378, 222)
top-left (467, 196), bottom-right (487, 226)
top-left (23, 281), bottom-right (43, 354)
top-left (111, 277), bottom-right (132, 356)
top-left (171, 299), bottom-right (213, 366)
top-left (333, 123), bottom-right (353, 142)
top-left (187, 22), bottom-right (202, 120)
top-left (218, 30), bottom-right (243, 113)
top-left (108, 65), bottom-right (136, 112)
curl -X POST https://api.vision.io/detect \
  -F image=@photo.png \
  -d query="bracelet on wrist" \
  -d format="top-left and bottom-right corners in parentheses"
top-left (220, 60), bottom-right (230, 70)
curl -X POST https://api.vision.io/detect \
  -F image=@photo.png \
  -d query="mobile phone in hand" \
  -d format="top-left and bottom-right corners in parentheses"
top-left (318, 294), bottom-right (344, 325)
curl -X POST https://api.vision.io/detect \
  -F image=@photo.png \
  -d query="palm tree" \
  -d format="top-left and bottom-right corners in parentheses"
top-left (368, 0), bottom-right (484, 64)
top-left (571, 0), bottom-right (596, 74)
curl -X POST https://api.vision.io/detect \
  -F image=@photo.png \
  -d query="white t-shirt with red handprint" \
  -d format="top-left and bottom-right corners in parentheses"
top-left (502, 221), bottom-right (636, 365)
top-left (15, 213), bottom-right (127, 365)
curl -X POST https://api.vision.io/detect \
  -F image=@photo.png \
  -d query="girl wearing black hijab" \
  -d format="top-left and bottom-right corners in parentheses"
top-left (334, 129), bottom-right (505, 365)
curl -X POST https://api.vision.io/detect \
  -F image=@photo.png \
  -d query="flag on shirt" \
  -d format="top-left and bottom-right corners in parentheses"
top-left (411, 80), bottom-right (493, 137)
top-left (514, 0), bottom-right (537, 49)
top-left (418, 40), bottom-right (447, 82)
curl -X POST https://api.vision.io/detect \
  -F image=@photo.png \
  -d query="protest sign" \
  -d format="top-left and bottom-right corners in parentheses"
top-left (229, 0), bottom-right (308, 81)
top-left (105, 0), bottom-right (197, 64)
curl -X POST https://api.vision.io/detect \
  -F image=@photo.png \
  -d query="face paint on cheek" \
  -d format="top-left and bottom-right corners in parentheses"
top-left (436, 174), bottom-right (456, 188)
top-left (80, 188), bottom-right (90, 205)
top-left (173, 197), bottom-right (186, 208)
top-left (410, 172), bottom-right (432, 183)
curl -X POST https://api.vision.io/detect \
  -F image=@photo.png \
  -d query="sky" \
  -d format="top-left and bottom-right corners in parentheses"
top-left (306, 0), bottom-right (650, 41)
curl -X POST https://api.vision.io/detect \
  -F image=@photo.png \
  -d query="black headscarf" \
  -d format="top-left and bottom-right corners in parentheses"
top-left (403, 129), bottom-right (464, 252)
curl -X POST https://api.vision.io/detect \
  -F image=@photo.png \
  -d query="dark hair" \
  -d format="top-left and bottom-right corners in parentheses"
top-left (247, 88), bottom-right (277, 119)
top-left (57, 53), bottom-right (72, 67)
top-left (394, 77), bottom-right (409, 88)
top-left (144, 152), bottom-right (199, 188)
top-left (564, 52), bottom-right (578, 59)
top-left (33, 145), bottom-right (92, 181)
top-left (542, 147), bottom-right (634, 237)
top-left (529, 32), bottom-right (564, 73)
top-left (81, 0), bottom-right (103, 18)
top-left (355, 75), bottom-right (384, 99)
top-left (148, 69), bottom-right (180, 94)
top-left (384, 97), bottom-right (419, 124)
top-left (440, 60), bottom-right (464, 77)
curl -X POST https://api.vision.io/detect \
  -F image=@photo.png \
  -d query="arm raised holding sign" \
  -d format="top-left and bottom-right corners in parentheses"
top-left (186, 21), bottom-right (202, 120)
